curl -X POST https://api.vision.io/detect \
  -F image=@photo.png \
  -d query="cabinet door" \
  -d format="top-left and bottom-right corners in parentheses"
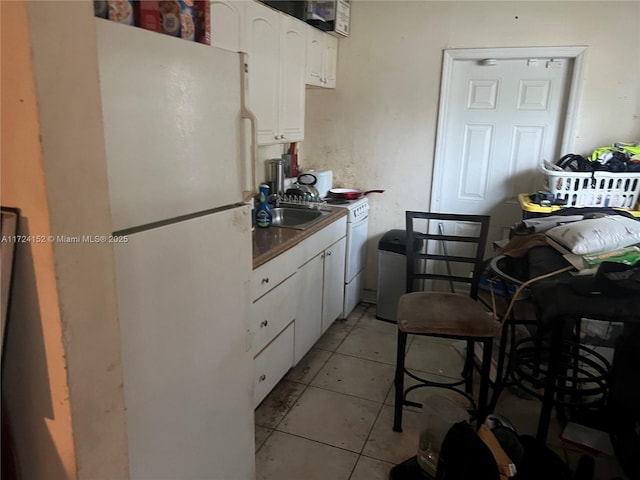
top-left (278, 15), bottom-right (307, 142)
top-left (305, 25), bottom-right (324, 87)
top-left (295, 253), bottom-right (323, 364)
top-left (322, 34), bottom-right (338, 89)
top-left (322, 236), bottom-right (346, 333)
top-left (210, 0), bottom-right (244, 52)
top-left (245, 1), bottom-right (280, 145)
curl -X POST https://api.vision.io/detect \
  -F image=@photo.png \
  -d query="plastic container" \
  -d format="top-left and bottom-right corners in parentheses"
top-left (376, 230), bottom-right (424, 322)
top-left (266, 159), bottom-right (285, 196)
top-left (255, 184), bottom-right (272, 228)
top-left (541, 164), bottom-right (640, 209)
top-left (416, 394), bottom-right (469, 475)
top-left (517, 193), bottom-right (640, 219)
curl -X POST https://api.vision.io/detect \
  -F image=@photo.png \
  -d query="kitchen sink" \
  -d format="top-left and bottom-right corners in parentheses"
top-left (271, 207), bottom-right (331, 230)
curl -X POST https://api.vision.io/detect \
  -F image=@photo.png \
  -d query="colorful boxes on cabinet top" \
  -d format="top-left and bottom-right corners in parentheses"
top-left (94, 0), bottom-right (210, 45)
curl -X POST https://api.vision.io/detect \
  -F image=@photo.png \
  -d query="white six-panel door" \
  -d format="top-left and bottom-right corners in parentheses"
top-left (432, 49), bottom-right (584, 248)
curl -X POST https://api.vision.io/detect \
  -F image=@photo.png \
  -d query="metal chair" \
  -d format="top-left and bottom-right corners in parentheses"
top-left (392, 211), bottom-right (500, 432)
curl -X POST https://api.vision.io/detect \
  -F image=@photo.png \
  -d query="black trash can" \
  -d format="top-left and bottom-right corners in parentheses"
top-left (376, 229), bottom-right (412, 323)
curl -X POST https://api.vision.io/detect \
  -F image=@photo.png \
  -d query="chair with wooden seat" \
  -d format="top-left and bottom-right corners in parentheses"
top-left (392, 211), bottom-right (500, 432)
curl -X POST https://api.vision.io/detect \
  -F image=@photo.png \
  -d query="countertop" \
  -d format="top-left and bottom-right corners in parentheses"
top-left (252, 207), bottom-right (347, 269)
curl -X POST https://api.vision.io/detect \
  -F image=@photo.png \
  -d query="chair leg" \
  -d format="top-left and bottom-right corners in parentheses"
top-left (477, 337), bottom-right (493, 426)
top-left (490, 323), bottom-right (510, 411)
top-left (464, 339), bottom-right (474, 394)
top-left (393, 330), bottom-right (408, 432)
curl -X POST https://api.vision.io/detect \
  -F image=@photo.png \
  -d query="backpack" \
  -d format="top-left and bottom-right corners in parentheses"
top-left (436, 421), bottom-right (586, 480)
top-left (609, 324), bottom-right (640, 480)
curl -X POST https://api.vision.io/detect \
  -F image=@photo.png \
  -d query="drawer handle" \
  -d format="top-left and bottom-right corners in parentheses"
top-left (258, 374), bottom-right (266, 382)
top-left (260, 320), bottom-right (268, 328)
top-left (261, 277), bottom-right (269, 284)
top-left (326, 250), bottom-right (332, 256)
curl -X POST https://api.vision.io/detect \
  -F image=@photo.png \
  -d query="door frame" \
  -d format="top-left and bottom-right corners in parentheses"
top-left (430, 46), bottom-right (587, 212)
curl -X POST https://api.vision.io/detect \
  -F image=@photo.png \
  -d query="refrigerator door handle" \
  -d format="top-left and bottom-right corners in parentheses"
top-left (240, 52), bottom-right (257, 202)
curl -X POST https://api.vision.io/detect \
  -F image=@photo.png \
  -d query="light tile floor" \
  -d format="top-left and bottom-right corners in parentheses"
top-left (254, 303), bottom-right (629, 480)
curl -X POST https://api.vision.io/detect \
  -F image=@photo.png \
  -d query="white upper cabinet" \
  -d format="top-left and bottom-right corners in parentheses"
top-left (278, 15), bottom-right (307, 142)
top-left (306, 26), bottom-right (324, 86)
top-left (244, 1), bottom-right (280, 144)
top-left (245, 1), bottom-right (306, 145)
top-left (210, 1), bottom-right (245, 52)
top-left (306, 26), bottom-right (338, 88)
top-left (322, 34), bottom-right (338, 88)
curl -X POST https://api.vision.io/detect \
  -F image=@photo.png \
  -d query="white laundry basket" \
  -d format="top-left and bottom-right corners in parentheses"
top-left (541, 164), bottom-right (640, 209)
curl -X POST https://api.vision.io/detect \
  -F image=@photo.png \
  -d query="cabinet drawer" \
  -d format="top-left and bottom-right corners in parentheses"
top-left (297, 216), bottom-right (347, 265)
top-left (251, 273), bottom-right (297, 355)
top-left (251, 251), bottom-right (298, 301)
top-left (254, 322), bottom-right (294, 408)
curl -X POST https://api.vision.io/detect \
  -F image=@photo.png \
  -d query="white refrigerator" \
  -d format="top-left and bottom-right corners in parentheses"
top-left (96, 20), bottom-right (254, 479)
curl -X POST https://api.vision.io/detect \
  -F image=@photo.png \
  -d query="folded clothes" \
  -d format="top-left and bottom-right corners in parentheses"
top-left (517, 214), bottom-right (584, 233)
top-left (498, 233), bottom-right (549, 258)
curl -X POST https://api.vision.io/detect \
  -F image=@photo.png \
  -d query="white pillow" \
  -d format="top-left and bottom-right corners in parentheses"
top-left (545, 215), bottom-right (640, 255)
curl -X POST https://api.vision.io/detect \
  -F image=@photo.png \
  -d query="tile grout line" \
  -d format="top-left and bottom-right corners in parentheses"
top-left (290, 382), bottom-right (391, 406)
top-left (347, 386), bottom-right (393, 479)
top-left (255, 310), bottom-right (355, 454)
top-left (259, 305), bottom-right (394, 473)
top-left (262, 428), bottom-right (371, 458)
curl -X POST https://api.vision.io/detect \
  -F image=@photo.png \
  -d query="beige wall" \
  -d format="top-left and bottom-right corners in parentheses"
top-left (1, 1), bottom-right (129, 478)
top-left (1, 2), bottom-right (77, 477)
top-left (303, 0), bottom-right (640, 294)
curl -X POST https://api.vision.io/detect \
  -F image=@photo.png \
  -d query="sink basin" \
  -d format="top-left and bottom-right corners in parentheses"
top-left (271, 207), bottom-right (330, 230)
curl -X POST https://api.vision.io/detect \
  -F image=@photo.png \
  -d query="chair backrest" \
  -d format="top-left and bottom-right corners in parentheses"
top-left (405, 211), bottom-right (490, 299)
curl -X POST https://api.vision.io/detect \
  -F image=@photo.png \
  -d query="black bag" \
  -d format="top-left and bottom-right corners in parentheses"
top-left (609, 325), bottom-right (640, 480)
top-left (438, 422), bottom-right (499, 480)
top-left (556, 154), bottom-right (593, 172)
top-left (594, 261), bottom-right (640, 296)
top-left (436, 422), bottom-right (582, 480)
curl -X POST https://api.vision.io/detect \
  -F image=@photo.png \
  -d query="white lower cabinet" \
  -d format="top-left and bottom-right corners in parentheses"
top-left (252, 215), bottom-right (347, 404)
top-left (294, 235), bottom-right (346, 363)
top-left (294, 219), bottom-right (347, 363)
top-left (321, 236), bottom-right (346, 334)
top-left (251, 273), bottom-right (297, 355)
top-left (253, 322), bottom-right (294, 407)
top-left (294, 253), bottom-right (324, 364)
top-left (251, 257), bottom-right (298, 408)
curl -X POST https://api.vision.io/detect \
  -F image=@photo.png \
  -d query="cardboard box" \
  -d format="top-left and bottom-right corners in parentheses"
top-left (159, 0), bottom-right (181, 36)
top-left (333, 0), bottom-right (350, 37)
top-left (94, 1), bottom-right (108, 19)
top-left (179, 0), bottom-right (196, 41)
top-left (194, 0), bottom-right (210, 45)
top-left (136, 1), bottom-right (162, 32)
top-left (108, 0), bottom-right (135, 25)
